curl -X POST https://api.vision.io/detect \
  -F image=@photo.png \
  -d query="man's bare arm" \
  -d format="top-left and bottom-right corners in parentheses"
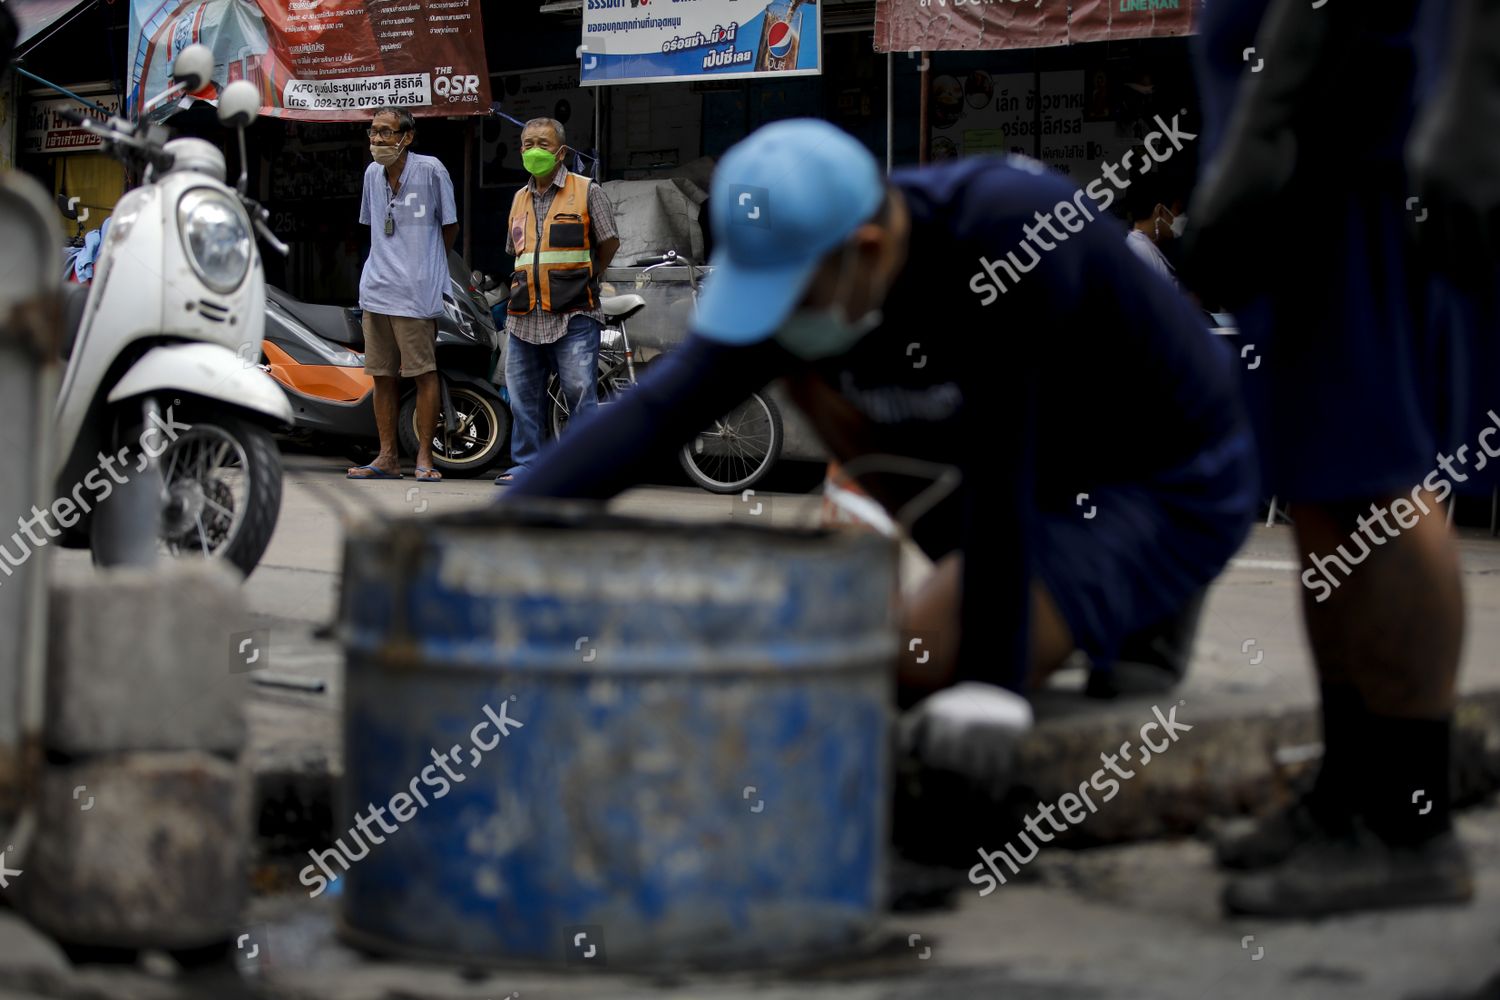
top-left (595, 235), bottom-right (620, 275)
top-left (443, 223), bottom-right (459, 252)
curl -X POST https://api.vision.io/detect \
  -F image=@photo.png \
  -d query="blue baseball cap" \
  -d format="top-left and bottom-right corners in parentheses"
top-left (695, 119), bottom-right (885, 346)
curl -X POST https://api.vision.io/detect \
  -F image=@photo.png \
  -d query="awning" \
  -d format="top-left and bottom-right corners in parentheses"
top-left (874, 0), bottom-right (1197, 53)
top-left (9, 0), bottom-right (98, 56)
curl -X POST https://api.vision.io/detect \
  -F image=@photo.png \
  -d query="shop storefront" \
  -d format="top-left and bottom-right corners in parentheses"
top-left (6, 0), bottom-right (131, 263)
top-left (4, 0), bottom-right (1206, 302)
top-left (514, 0), bottom-right (1203, 254)
top-left (874, 0), bottom-right (1202, 197)
top-left (21, 83), bottom-right (127, 238)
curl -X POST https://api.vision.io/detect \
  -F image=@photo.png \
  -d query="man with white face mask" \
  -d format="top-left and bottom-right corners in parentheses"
top-left (505, 119), bottom-right (1257, 786)
top-left (1123, 177), bottom-right (1181, 289)
top-left (348, 107), bottom-right (458, 481)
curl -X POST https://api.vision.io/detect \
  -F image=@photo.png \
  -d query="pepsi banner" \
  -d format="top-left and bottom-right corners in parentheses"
top-left (873, 0), bottom-right (1198, 54)
top-left (125, 0), bottom-right (492, 121)
top-left (580, 0), bottom-right (821, 87)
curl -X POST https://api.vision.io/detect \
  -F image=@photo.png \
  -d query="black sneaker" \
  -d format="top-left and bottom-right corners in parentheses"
top-left (1212, 795), bottom-right (1343, 871)
top-left (1222, 822), bottom-right (1473, 918)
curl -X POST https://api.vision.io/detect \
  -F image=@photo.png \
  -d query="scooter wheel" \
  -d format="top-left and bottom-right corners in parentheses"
top-left (162, 415), bottom-right (281, 577)
top-left (398, 385), bottom-right (510, 478)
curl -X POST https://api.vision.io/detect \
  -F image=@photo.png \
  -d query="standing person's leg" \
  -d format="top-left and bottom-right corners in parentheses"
top-left (555, 314), bottom-right (603, 423)
top-left (371, 376), bottom-right (401, 469)
top-left (1221, 493), bottom-right (1470, 914)
top-left (349, 313), bottom-right (403, 478)
top-left (411, 373), bottom-right (441, 478)
top-left (391, 316), bottom-right (441, 480)
top-left (501, 334), bottom-right (552, 481)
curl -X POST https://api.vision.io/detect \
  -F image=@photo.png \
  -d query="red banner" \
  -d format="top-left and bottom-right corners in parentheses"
top-left (127, 0), bottom-right (492, 121)
top-left (874, 0), bottom-right (1198, 53)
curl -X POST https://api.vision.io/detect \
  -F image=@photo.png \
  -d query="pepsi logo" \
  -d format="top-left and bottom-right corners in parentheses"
top-left (767, 20), bottom-right (794, 59)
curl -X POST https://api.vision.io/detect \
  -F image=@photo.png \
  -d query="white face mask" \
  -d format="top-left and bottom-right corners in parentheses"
top-left (774, 245), bottom-right (885, 361)
top-left (371, 141), bottom-right (405, 166)
top-left (1170, 213), bottom-right (1187, 238)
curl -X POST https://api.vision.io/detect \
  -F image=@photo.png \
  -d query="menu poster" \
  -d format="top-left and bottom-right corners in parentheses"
top-left (127, 0), bottom-right (492, 121)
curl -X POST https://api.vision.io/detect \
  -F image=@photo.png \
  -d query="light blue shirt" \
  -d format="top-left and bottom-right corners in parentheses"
top-left (358, 152), bottom-right (457, 319)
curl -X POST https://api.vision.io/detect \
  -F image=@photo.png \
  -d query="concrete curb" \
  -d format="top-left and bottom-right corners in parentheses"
top-left (895, 689), bottom-right (1500, 868)
top-left (248, 678), bottom-right (1500, 872)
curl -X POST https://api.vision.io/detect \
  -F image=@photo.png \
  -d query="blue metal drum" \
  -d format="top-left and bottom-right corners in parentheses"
top-left (336, 503), bottom-right (897, 968)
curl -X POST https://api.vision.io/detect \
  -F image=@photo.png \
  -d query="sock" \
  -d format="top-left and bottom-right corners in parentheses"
top-left (1307, 681), bottom-right (1363, 817)
top-left (1358, 712), bottom-right (1453, 846)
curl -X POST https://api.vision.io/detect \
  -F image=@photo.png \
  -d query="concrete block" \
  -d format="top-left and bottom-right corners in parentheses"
top-left (15, 753), bottom-right (247, 948)
top-left (46, 562), bottom-right (250, 755)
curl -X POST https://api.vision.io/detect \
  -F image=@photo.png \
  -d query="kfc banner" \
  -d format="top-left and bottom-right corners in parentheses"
top-left (126, 0), bottom-right (491, 121)
top-left (874, 0), bottom-right (1198, 53)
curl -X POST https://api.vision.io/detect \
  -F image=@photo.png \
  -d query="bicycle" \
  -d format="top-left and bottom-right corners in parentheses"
top-left (546, 250), bottom-right (784, 495)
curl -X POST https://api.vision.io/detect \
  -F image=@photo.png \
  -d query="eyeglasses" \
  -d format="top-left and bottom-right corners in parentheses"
top-left (367, 127), bottom-right (408, 140)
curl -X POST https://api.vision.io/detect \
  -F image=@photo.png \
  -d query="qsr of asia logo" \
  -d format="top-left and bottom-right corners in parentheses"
top-left (431, 67), bottom-right (480, 102)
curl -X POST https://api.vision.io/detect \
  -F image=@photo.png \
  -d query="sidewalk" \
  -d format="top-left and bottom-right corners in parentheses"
top-left (243, 523), bottom-right (1500, 859)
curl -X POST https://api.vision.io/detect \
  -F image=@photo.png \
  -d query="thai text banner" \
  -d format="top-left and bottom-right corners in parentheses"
top-left (126, 0), bottom-right (491, 120)
top-left (581, 0), bottom-right (822, 87)
top-left (874, 0), bottom-right (1198, 53)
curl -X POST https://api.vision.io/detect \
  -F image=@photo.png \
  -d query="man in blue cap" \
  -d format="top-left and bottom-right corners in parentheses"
top-left (505, 118), bottom-right (1258, 781)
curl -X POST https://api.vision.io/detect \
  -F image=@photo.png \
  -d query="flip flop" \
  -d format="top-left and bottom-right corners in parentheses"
top-left (347, 464), bottom-right (403, 480)
top-left (415, 466), bottom-right (443, 482)
top-left (493, 472), bottom-right (514, 485)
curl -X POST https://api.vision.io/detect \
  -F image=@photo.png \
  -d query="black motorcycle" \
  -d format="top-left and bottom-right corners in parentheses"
top-left (261, 252), bottom-right (511, 478)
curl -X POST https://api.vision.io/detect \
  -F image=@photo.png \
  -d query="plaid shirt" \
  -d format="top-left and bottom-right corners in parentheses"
top-left (505, 165), bottom-right (619, 345)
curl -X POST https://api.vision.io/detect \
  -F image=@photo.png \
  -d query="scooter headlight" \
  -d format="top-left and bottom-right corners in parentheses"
top-left (177, 188), bottom-right (252, 294)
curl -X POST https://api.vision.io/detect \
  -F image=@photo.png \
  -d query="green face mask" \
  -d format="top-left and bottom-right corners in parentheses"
top-left (522, 147), bottom-right (559, 177)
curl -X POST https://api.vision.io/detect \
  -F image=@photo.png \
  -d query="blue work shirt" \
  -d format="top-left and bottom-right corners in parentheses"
top-left (358, 152), bottom-right (457, 319)
top-left (509, 157), bottom-right (1255, 688)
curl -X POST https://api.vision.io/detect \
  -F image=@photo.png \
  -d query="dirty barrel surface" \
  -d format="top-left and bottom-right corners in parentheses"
top-left (336, 504), bottom-right (897, 969)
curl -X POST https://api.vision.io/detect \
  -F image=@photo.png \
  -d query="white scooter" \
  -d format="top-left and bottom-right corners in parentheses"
top-left (51, 45), bottom-right (292, 577)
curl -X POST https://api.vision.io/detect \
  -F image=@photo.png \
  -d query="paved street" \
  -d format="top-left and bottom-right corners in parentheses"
top-left (246, 454), bottom-right (1500, 999)
top-left (232, 454), bottom-right (1500, 709)
top-left (28, 451), bottom-right (1500, 999)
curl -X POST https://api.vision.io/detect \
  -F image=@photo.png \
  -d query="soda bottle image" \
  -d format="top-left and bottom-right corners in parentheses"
top-left (755, 0), bottom-right (806, 72)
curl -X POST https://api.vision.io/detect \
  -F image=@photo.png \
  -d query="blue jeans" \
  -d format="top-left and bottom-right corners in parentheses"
top-left (505, 313), bottom-right (601, 475)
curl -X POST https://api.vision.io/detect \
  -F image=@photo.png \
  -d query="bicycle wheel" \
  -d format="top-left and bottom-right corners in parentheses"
top-left (679, 390), bottom-right (783, 494)
top-left (548, 352), bottom-right (627, 440)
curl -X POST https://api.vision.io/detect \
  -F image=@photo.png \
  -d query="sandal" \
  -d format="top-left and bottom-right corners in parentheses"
top-left (347, 464), bottom-right (403, 480)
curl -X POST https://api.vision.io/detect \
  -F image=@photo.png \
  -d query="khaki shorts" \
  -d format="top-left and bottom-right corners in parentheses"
top-left (362, 312), bottom-right (437, 378)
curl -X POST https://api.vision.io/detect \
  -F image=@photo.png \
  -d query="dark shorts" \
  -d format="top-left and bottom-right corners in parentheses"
top-left (917, 426), bottom-right (1258, 683)
top-left (1033, 429), bottom-right (1258, 670)
top-left (1238, 175), bottom-right (1500, 501)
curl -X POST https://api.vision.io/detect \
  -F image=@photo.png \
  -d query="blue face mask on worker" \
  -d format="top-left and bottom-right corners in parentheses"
top-left (774, 243), bottom-right (885, 361)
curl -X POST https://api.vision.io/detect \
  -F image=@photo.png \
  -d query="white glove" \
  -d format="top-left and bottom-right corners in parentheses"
top-left (898, 682), bottom-right (1034, 795)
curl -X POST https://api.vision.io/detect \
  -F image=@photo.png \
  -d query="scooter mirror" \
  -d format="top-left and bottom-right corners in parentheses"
top-left (171, 44), bottom-right (215, 94)
top-left (218, 80), bottom-right (260, 128)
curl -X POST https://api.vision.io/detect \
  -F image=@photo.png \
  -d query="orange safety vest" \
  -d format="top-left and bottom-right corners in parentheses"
top-left (507, 171), bottom-right (597, 316)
